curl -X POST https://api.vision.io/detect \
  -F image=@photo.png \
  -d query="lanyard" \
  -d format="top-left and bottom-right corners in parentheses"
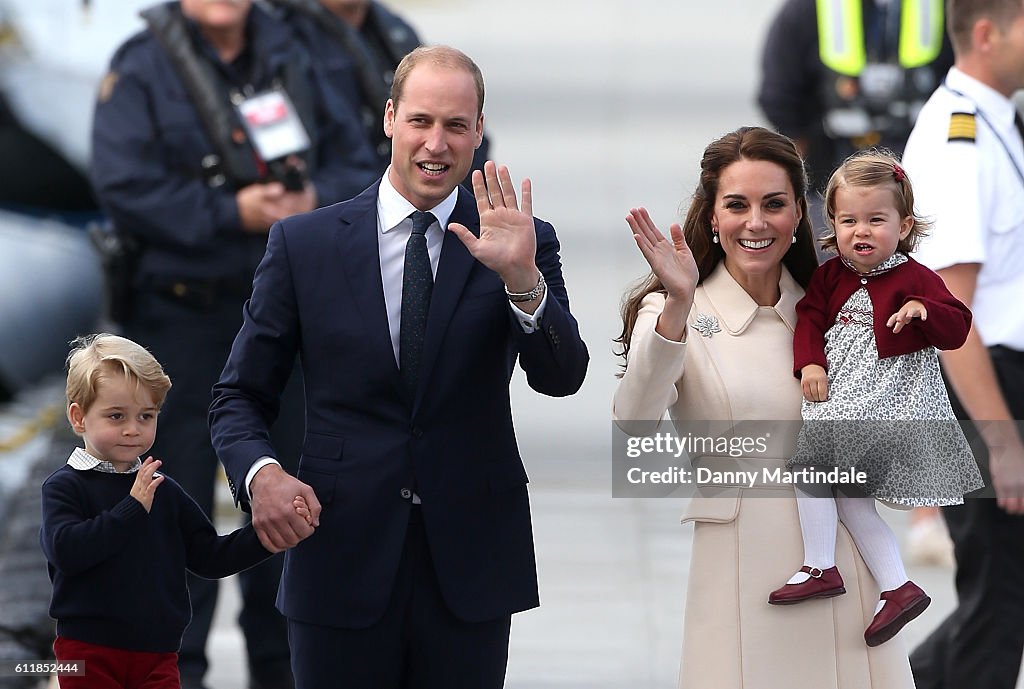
top-left (942, 82), bottom-right (1024, 190)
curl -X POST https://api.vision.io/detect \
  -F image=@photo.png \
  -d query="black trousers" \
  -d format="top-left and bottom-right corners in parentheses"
top-left (287, 507), bottom-right (512, 689)
top-left (910, 346), bottom-right (1024, 689)
top-left (125, 289), bottom-right (304, 685)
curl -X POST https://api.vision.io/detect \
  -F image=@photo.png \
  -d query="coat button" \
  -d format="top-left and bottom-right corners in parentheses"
top-left (860, 278), bottom-right (868, 285)
top-left (400, 488), bottom-right (412, 499)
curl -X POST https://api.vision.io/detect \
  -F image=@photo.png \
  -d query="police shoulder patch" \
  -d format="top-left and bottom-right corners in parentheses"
top-left (948, 111), bottom-right (976, 143)
top-left (98, 71), bottom-right (119, 104)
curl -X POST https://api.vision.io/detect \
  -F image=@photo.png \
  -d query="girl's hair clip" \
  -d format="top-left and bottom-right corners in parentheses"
top-left (893, 163), bottom-right (906, 182)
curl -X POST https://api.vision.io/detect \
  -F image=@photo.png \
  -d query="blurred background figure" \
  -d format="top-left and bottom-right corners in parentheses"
top-left (267, 0), bottom-right (489, 177)
top-left (758, 0), bottom-right (954, 254)
top-left (906, 506), bottom-right (955, 567)
top-left (88, 1), bottom-right (376, 687)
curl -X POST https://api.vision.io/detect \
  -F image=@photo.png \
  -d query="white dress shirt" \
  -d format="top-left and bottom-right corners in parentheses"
top-left (67, 447), bottom-right (142, 473)
top-left (903, 67), bottom-right (1024, 349)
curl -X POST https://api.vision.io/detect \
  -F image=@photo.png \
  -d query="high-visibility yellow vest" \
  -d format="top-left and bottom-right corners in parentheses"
top-left (816, 0), bottom-right (944, 76)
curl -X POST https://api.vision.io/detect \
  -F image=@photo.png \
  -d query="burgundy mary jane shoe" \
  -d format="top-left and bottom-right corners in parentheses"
top-left (768, 565), bottom-right (846, 605)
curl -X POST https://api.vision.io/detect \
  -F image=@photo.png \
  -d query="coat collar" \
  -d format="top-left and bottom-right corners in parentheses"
top-left (700, 262), bottom-right (801, 335)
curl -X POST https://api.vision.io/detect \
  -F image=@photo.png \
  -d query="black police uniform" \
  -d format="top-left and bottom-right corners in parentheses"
top-left (268, 0), bottom-right (490, 176)
top-left (89, 3), bottom-right (377, 687)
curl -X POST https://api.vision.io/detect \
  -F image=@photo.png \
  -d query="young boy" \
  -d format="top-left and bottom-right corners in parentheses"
top-left (40, 334), bottom-right (311, 689)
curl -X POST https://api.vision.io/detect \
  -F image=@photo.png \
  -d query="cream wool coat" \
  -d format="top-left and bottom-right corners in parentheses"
top-left (613, 263), bottom-right (915, 689)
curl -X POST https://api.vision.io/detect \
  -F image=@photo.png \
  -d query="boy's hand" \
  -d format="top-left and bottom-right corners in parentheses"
top-left (250, 465), bottom-right (319, 552)
top-left (801, 364), bottom-right (829, 402)
top-left (888, 299), bottom-right (928, 334)
top-left (293, 496), bottom-right (314, 527)
top-left (130, 457), bottom-right (164, 513)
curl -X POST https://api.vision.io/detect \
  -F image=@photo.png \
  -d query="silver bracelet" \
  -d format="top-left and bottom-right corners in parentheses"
top-left (505, 272), bottom-right (546, 302)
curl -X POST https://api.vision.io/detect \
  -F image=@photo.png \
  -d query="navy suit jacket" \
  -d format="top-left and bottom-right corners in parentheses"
top-left (210, 181), bottom-right (588, 628)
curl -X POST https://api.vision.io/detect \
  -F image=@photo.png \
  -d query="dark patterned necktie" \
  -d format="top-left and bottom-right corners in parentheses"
top-left (399, 211), bottom-right (435, 396)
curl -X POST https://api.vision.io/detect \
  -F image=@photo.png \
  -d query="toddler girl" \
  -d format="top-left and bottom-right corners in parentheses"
top-left (767, 150), bottom-right (984, 647)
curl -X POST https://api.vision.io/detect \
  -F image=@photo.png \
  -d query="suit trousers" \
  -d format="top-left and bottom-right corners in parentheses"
top-left (287, 506), bottom-right (512, 689)
top-left (910, 346), bottom-right (1024, 689)
top-left (125, 288), bottom-right (303, 685)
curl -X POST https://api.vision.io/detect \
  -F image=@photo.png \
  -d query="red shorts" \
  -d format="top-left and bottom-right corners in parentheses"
top-left (53, 636), bottom-right (179, 689)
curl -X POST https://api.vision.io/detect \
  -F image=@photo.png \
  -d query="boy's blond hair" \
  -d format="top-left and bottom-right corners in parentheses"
top-left (66, 334), bottom-right (172, 412)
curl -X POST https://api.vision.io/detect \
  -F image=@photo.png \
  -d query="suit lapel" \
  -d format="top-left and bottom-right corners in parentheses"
top-left (415, 188), bottom-right (479, 409)
top-left (335, 183), bottom-right (402, 386)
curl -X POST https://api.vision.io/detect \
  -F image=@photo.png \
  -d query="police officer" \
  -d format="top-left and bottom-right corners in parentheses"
top-left (264, 0), bottom-right (490, 176)
top-left (758, 0), bottom-right (954, 234)
top-left (901, 0), bottom-right (1024, 687)
top-left (89, 2), bottom-right (377, 688)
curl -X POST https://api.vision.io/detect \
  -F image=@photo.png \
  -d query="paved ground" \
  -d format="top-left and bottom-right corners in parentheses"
top-left (202, 462), bottom-right (964, 689)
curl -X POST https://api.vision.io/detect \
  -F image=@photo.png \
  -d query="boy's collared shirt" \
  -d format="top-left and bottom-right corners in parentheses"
top-left (66, 447), bottom-right (141, 474)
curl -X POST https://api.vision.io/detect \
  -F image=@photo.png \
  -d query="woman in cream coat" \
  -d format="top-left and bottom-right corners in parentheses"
top-left (613, 127), bottom-right (915, 689)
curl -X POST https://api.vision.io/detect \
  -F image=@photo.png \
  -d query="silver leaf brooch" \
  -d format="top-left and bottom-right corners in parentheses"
top-left (692, 313), bottom-right (721, 338)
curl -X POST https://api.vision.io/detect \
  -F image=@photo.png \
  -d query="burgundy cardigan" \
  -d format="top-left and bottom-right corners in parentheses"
top-left (793, 255), bottom-right (972, 377)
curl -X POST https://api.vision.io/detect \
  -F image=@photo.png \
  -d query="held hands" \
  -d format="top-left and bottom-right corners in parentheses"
top-left (130, 457), bottom-right (164, 513)
top-left (801, 364), bottom-right (829, 402)
top-left (448, 161), bottom-right (540, 294)
top-left (249, 464), bottom-right (321, 553)
top-left (293, 495), bottom-right (313, 525)
top-left (887, 299), bottom-right (927, 334)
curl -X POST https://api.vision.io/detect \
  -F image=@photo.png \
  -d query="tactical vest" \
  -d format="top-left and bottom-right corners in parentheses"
top-left (141, 4), bottom-right (317, 189)
top-left (268, 0), bottom-right (418, 163)
top-left (816, 0), bottom-right (944, 149)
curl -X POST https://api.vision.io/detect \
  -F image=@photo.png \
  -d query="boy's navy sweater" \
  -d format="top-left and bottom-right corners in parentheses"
top-left (40, 464), bottom-right (271, 653)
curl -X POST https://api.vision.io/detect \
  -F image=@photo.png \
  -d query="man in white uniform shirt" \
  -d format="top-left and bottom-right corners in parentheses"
top-left (902, 0), bottom-right (1024, 687)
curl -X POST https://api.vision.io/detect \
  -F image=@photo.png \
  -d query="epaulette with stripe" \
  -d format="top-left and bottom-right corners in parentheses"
top-left (948, 112), bottom-right (976, 143)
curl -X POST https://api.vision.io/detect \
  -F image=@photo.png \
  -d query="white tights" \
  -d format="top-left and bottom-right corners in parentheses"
top-left (791, 486), bottom-right (908, 592)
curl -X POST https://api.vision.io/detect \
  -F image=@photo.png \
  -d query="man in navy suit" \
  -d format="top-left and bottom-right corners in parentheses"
top-left (209, 45), bottom-right (588, 689)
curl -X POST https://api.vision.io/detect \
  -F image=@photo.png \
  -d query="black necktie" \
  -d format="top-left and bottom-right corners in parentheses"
top-left (399, 211), bottom-right (435, 396)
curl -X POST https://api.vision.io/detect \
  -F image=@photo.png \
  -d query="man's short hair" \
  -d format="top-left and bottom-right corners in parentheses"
top-left (66, 334), bottom-right (172, 412)
top-left (947, 0), bottom-right (1024, 52)
top-left (390, 45), bottom-right (485, 117)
